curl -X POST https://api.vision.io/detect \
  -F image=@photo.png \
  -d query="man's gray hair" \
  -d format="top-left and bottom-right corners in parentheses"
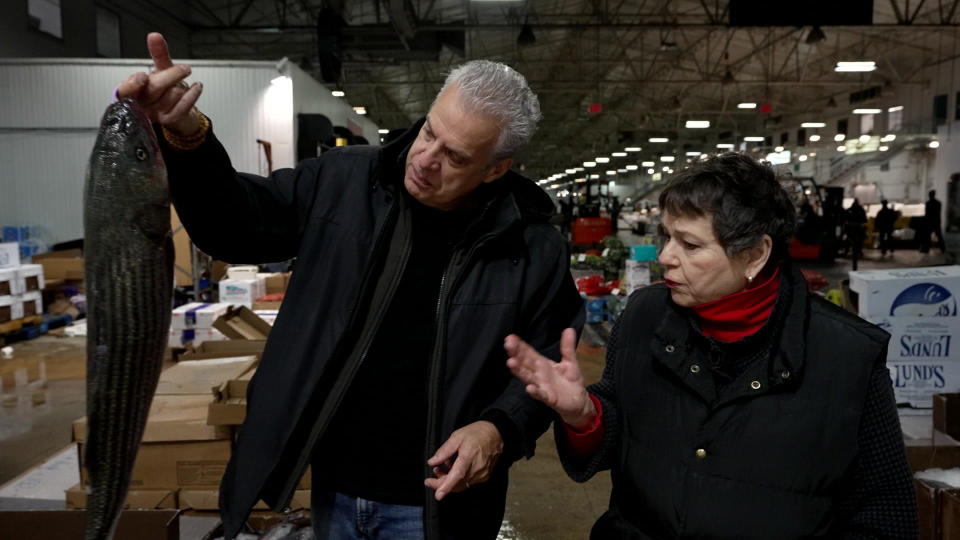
top-left (437, 59), bottom-right (542, 162)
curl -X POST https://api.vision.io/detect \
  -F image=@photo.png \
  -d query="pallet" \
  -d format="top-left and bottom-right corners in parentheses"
top-left (0, 314), bottom-right (67, 346)
top-left (0, 315), bottom-right (43, 335)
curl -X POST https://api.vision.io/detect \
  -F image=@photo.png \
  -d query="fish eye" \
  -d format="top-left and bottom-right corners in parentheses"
top-left (135, 147), bottom-right (147, 161)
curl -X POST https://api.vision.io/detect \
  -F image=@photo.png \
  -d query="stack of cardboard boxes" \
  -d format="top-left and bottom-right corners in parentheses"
top-left (168, 302), bottom-right (231, 348)
top-left (218, 266), bottom-right (266, 308)
top-left (849, 266), bottom-right (960, 413)
top-left (0, 242), bottom-right (45, 324)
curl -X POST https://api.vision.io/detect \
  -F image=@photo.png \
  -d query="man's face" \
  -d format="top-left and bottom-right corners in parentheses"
top-left (404, 85), bottom-right (512, 210)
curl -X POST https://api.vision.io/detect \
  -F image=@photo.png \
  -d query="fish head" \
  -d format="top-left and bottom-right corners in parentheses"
top-left (92, 98), bottom-right (168, 205)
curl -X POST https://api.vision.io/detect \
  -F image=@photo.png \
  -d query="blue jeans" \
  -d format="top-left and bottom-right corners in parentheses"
top-left (312, 491), bottom-right (425, 539)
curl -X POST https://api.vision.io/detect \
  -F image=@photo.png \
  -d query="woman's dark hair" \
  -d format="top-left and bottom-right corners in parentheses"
top-left (658, 152), bottom-right (796, 264)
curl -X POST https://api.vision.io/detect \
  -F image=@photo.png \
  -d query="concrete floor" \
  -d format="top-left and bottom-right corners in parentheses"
top-left (0, 243), bottom-right (951, 538)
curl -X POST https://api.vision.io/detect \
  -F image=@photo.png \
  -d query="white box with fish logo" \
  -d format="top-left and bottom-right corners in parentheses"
top-left (888, 360), bottom-right (960, 408)
top-left (171, 302), bottom-right (232, 330)
top-left (867, 316), bottom-right (960, 362)
top-left (0, 243), bottom-right (19, 269)
top-left (218, 278), bottom-right (265, 308)
top-left (168, 327), bottom-right (227, 348)
top-left (849, 266), bottom-right (960, 318)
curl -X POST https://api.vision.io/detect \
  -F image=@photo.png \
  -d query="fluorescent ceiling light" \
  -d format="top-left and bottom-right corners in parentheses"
top-left (744, 136), bottom-right (765, 142)
top-left (565, 168), bottom-right (577, 174)
top-left (837, 145), bottom-right (847, 151)
top-left (641, 161), bottom-right (655, 167)
top-left (738, 102), bottom-right (757, 109)
top-left (686, 151), bottom-right (701, 156)
top-left (649, 137), bottom-right (669, 143)
top-left (625, 147), bottom-right (642, 152)
top-left (662, 166), bottom-right (670, 171)
top-left (835, 61), bottom-right (876, 72)
top-left (647, 168), bottom-right (655, 174)
top-left (859, 135), bottom-right (871, 143)
top-left (590, 174), bottom-right (600, 179)
top-left (801, 122), bottom-right (826, 128)
top-left (353, 106), bottom-right (367, 115)
top-left (834, 134), bottom-right (846, 142)
top-left (575, 167), bottom-right (585, 172)
top-left (775, 146), bottom-right (784, 152)
top-left (596, 157), bottom-right (611, 163)
top-left (378, 129), bottom-right (389, 134)
top-left (607, 170), bottom-right (617, 175)
top-left (611, 152), bottom-right (627, 157)
top-left (879, 146), bottom-right (889, 151)
top-left (799, 155), bottom-right (808, 162)
top-left (809, 135), bottom-right (821, 142)
top-left (685, 120), bottom-right (710, 128)
top-left (888, 105), bottom-right (904, 112)
top-left (930, 140), bottom-right (941, 148)
top-left (626, 165), bottom-right (638, 170)
top-left (331, 90), bottom-right (345, 97)
top-left (583, 161), bottom-right (596, 167)
top-left (618, 168), bottom-right (628, 173)
top-left (575, 178), bottom-right (587, 183)
top-left (716, 143), bottom-right (734, 149)
top-left (853, 108), bottom-right (882, 114)
top-left (660, 156), bottom-right (676, 162)
top-left (881, 134), bottom-right (896, 142)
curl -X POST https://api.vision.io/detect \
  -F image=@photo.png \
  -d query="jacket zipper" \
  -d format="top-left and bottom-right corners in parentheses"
top-left (275, 197), bottom-right (410, 511)
top-left (423, 234), bottom-right (495, 540)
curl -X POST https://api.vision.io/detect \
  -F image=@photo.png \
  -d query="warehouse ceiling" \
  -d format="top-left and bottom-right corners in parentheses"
top-left (133, 0), bottom-right (960, 179)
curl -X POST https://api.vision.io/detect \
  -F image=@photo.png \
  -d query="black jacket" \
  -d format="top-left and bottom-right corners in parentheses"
top-left (557, 265), bottom-right (917, 539)
top-left (160, 120), bottom-right (585, 539)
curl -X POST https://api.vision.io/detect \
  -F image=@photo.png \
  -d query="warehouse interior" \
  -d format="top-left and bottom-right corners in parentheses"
top-left (2, 1), bottom-right (960, 538)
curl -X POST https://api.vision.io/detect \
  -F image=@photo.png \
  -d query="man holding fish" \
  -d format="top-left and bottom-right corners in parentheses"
top-left (114, 33), bottom-right (583, 540)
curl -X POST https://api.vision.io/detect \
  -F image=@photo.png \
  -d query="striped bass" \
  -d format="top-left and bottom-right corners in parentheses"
top-left (83, 98), bottom-right (173, 540)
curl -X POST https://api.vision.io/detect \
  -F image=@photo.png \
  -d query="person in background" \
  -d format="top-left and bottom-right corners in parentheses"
top-left (504, 153), bottom-right (917, 539)
top-left (874, 199), bottom-right (898, 257)
top-left (608, 196), bottom-right (621, 236)
top-left (922, 189), bottom-right (946, 252)
top-left (845, 198), bottom-right (868, 266)
top-left (116, 33), bottom-right (584, 540)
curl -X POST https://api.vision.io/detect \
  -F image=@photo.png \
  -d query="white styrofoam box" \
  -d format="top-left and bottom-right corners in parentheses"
top-left (0, 243), bottom-right (19, 269)
top-left (253, 309), bottom-right (279, 326)
top-left (218, 278), bottom-right (265, 308)
top-left (167, 327), bottom-right (227, 348)
top-left (849, 266), bottom-right (960, 318)
top-left (226, 265), bottom-right (259, 281)
top-left (624, 260), bottom-right (651, 295)
top-left (0, 268), bottom-right (15, 296)
top-left (867, 316), bottom-right (960, 362)
top-left (15, 264), bottom-right (44, 293)
top-left (19, 291), bottom-right (42, 317)
top-left (170, 302), bottom-right (233, 330)
top-left (888, 359), bottom-right (960, 408)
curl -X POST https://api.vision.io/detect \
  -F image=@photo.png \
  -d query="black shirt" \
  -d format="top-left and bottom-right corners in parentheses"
top-left (317, 195), bottom-right (477, 505)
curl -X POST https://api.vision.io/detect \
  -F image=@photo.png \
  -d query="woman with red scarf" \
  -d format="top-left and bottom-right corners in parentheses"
top-left (506, 153), bottom-right (917, 539)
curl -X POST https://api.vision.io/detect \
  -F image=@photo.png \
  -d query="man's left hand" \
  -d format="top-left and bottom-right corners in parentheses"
top-left (424, 420), bottom-right (503, 501)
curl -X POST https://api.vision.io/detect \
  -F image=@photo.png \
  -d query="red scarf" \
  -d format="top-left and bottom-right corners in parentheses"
top-left (690, 265), bottom-right (781, 343)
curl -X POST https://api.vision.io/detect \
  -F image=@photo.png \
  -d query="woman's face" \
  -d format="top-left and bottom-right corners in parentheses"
top-left (658, 211), bottom-right (753, 307)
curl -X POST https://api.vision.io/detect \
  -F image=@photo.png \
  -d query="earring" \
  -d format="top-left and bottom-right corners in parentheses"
top-left (746, 275), bottom-right (754, 284)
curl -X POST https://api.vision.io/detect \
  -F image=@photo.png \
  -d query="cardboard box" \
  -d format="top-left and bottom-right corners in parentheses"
top-left (34, 252), bottom-right (84, 281)
top-left (0, 267), bottom-right (15, 296)
top-left (888, 361), bottom-right (960, 408)
top-left (178, 489), bottom-right (311, 511)
top-left (207, 370), bottom-right (255, 426)
top-left (227, 266), bottom-right (259, 280)
top-left (178, 340), bottom-right (266, 361)
top-left (943, 489), bottom-right (960, 539)
top-left (73, 394), bottom-right (231, 443)
top-left (0, 509), bottom-right (180, 540)
top-left (935, 394), bottom-right (960, 441)
top-left (915, 478), bottom-right (960, 540)
top-left (213, 306), bottom-right (272, 340)
top-left (170, 302), bottom-right (233, 330)
top-left (905, 438), bottom-right (960, 472)
top-left (19, 290), bottom-right (42, 317)
top-left (849, 266), bottom-right (960, 317)
top-left (78, 439), bottom-right (231, 488)
top-left (65, 483), bottom-right (178, 510)
top-left (0, 242), bottom-right (20, 268)
top-left (867, 316), bottom-right (960, 362)
top-left (263, 272), bottom-right (290, 295)
top-left (16, 263), bottom-right (44, 292)
top-left (218, 278), bottom-right (265, 308)
top-left (155, 356), bottom-right (258, 395)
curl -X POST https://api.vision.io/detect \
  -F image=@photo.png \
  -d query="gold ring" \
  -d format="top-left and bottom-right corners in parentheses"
top-left (178, 80), bottom-right (189, 89)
